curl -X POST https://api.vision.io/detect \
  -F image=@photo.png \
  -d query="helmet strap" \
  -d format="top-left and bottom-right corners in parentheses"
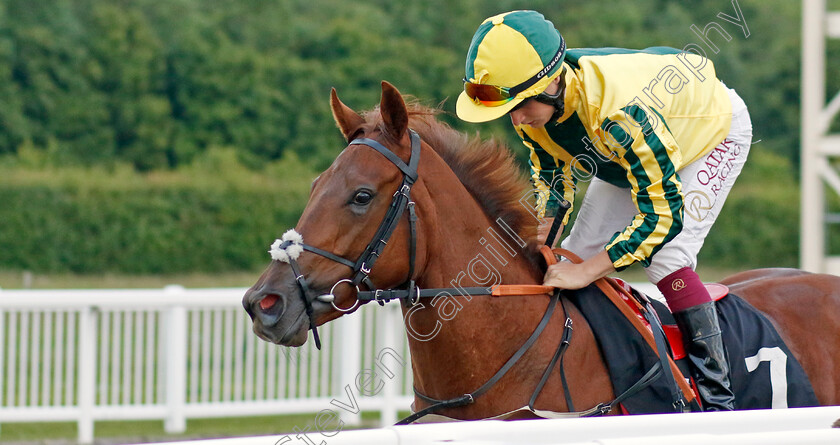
top-left (532, 67), bottom-right (567, 124)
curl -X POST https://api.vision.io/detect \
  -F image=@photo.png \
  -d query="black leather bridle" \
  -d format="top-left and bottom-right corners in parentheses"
top-left (273, 129), bottom-right (508, 348)
top-left (271, 130), bottom-right (422, 349)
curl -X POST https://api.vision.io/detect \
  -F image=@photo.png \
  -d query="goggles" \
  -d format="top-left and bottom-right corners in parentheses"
top-left (463, 40), bottom-right (566, 107)
top-left (463, 81), bottom-right (528, 107)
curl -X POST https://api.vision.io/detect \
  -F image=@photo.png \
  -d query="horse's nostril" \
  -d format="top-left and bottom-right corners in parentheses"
top-left (260, 294), bottom-right (280, 311)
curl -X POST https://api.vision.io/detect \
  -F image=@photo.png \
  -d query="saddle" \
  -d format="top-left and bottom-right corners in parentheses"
top-left (541, 247), bottom-right (696, 412)
top-left (549, 247), bottom-right (820, 412)
top-left (611, 278), bottom-right (728, 363)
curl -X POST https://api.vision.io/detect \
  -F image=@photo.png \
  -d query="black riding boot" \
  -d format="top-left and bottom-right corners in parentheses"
top-left (673, 302), bottom-right (736, 411)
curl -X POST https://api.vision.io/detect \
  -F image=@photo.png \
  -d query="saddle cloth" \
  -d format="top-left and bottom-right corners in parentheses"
top-left (566, 282), bottom-right (820, 413)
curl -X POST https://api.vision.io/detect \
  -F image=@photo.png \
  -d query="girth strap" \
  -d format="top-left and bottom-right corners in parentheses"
top-left (528, 312), bottom-right (574, 412)
top-left (396, 247), bottom-right (692, 424)
top-left (578, 362), bottom-right (666, 417)
top-left (552, 247), bottom-right (696, 409)
top-left (643, 300), bottom-right (688, 412)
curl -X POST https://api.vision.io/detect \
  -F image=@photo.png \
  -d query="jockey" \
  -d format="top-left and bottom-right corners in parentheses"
top-left (456, 10), bottom-right (752, 411)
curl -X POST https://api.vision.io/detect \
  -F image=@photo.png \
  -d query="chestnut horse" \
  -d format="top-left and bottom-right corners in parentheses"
top-left (243, 82), bottom-right (840, 421)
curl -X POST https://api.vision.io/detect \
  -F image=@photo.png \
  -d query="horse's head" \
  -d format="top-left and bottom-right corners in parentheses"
top-left (243, 82), bottom-right (427, 347)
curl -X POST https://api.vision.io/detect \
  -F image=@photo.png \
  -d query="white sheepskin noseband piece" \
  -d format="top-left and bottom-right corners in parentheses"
top-left (269, 229), bottom-right (304, 263)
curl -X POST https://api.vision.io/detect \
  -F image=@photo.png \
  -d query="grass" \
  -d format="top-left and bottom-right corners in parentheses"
top-left (0, 411), bottom-right (407, 445)
top-left (0, 270), bottom-right (263, 290)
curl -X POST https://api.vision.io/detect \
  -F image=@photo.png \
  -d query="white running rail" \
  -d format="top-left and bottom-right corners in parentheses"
top-left (133, 406), bottom-right (840, 445)
top-left (0, 287), bottom-right (414, 444)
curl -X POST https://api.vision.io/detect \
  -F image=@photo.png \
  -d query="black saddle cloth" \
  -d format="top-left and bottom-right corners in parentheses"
top-left (565, 283), bottom-right (819, 413)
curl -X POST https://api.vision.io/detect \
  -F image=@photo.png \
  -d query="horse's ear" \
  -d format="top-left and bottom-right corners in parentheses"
top-left (330, 87), bottom-right (365, 142)
top-left (380, 81), bottom-right (408, 139)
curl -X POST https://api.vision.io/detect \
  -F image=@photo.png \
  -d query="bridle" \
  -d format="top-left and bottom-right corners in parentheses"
top-left (270, 129), bottom-right (422, 349)
top-left (272, 129), bottom-right (520, 348)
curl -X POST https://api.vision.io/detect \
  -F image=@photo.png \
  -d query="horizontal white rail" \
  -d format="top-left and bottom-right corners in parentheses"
top-left (128, 406), bottom-right (840, 445)
top-left (0, 286), bottom-right (248, 308)
top-left (0, 287), bottom-right (414, 444)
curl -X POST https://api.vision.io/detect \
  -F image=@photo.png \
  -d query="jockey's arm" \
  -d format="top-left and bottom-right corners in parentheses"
top-left (543, 106), bottom-right (684, 289)
top-left (543, 250), bottom-right (615, 289)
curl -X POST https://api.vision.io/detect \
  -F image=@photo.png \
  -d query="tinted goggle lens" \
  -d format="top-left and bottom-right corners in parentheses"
top-left (463, 81), bottom-right (514, 107)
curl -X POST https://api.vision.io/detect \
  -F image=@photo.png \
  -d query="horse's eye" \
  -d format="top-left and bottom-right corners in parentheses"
top-left (352, 190), bottom-right (374, 206)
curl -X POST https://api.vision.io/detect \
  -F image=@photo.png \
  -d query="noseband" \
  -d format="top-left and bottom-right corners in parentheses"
top-left (269, 130), bottom-right (422, 349)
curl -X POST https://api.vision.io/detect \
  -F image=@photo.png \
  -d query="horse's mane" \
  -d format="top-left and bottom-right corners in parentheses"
top-left (360, 100), bottom-right (539, 252)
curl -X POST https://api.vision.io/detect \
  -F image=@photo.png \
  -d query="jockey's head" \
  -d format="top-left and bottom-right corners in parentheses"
top-left (457, 10), bottom-right (567, 125)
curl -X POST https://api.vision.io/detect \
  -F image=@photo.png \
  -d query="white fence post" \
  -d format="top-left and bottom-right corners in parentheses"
top-left (77, 306), bottom-right (97, 444)
top-left (164, 303), bottom-right (187, 433)
top-left (0, 305), bottom-right (4, 439)
top-left (338, 311), bottom-right (362, 426)
top-left (379, 302), bottom-right (399, 426)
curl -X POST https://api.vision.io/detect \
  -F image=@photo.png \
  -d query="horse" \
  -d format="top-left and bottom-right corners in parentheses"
top-left (242, 81), bottom-right (840, 421)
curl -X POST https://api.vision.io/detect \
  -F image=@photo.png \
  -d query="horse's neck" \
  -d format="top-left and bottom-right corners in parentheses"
top-left (414, 159), bottom-right (542, 293)
top-left (403, 152), bottom-right (552, 404)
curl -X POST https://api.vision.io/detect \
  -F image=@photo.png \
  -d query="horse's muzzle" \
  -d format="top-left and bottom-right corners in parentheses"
top-left (242, 286), bottom-right (288, 330)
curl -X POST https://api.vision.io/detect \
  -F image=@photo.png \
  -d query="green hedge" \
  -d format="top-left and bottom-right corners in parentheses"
top-left (0, 149), bottom-right (802, 274)
top-left (0, 150), bottom-right (314, 274)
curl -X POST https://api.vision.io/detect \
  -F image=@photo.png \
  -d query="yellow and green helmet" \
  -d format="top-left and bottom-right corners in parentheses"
top-left (456, 10), bottom-right (566, 123)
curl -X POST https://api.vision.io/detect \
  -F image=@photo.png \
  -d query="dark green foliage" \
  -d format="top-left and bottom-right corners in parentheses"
top-left (0, 0), bottom-right (809, 168)
top-left (0, 0), bottom-right (822, 272)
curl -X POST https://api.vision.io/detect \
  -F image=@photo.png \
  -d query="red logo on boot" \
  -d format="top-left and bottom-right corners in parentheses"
top-left (671, 278), bottom-right (686, 291)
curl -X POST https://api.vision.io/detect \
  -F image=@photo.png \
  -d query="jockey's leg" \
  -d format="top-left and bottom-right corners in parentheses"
top-left (646, 86), bottom-right (751, 411)
top-left (657, 267), bottom-right (735, 411)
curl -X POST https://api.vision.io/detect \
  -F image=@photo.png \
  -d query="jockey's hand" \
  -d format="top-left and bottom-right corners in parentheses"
top-left (543, 250), bottom-right (616, 290)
